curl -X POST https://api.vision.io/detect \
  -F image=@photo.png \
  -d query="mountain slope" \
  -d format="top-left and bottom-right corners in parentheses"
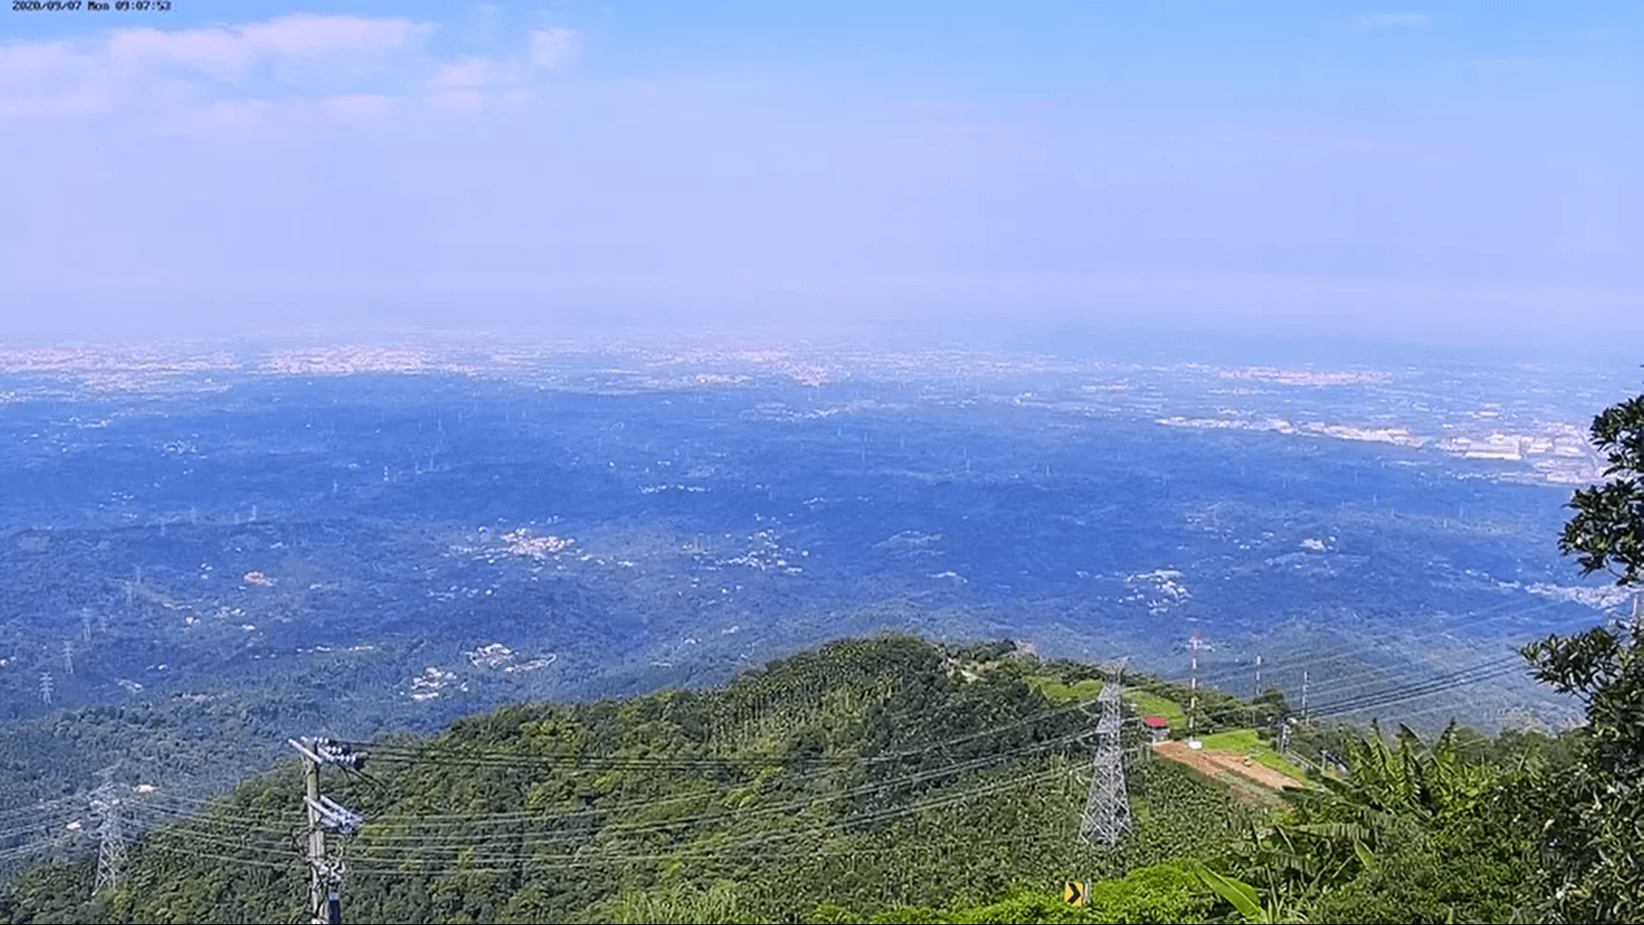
top-left (1, 636), bottom-right (1257, 924)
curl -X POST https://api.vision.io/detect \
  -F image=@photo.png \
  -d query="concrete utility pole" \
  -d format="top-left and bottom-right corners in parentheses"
top-left (1079, 667), bottom-right (1131, 846)
top-left (299, 741), bottom-right (326, 924)
top-left (290, 738), bottom-right (364, 925)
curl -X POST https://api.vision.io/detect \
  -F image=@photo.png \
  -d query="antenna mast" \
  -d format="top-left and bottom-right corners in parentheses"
top-left (1187, 631), bottom-right (1203, 747)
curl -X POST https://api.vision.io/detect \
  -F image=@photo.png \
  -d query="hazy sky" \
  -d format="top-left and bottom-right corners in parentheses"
top-left (2, 2), bottom-right (1640, 350)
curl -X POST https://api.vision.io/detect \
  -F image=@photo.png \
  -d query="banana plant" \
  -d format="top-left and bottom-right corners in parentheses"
top-left (1192, 861), bottom-right (1306, 924)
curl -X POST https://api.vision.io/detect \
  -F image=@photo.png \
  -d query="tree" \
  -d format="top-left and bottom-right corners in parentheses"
top-left (1521, 384), bottom-right (1644, 923)
top-left (1223, 721), bottom-right (1536, 923)
top-left (1558, 393), bottom-right (1644, 586)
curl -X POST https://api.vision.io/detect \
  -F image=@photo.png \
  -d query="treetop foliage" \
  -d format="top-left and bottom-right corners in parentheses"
top-left (1560, 392), bottom-right (1644, 586)
top-left (1522, 381), bottom-right (1644, 924)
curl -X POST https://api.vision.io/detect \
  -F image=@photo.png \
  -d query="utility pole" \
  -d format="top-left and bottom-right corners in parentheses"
top-left (1252, 652), bottom-right (1263, 730)
top-left (297, 740), bottom-right (326, 924)
top-left (290, 738), bottom-right (364, 925)
top-left (1187, 631), bottom-right (1204, 747)
top-left (91, 784), bottom-right (127, 899)
top-left (39, 672), bottom-right (53, 706)
top-left (1301, 670), bottom-right (1309, 723)
top-left (1079, 666), bottom-right (1131, 846)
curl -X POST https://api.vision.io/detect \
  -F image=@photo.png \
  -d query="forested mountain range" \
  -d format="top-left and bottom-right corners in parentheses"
top-left (0, 634), bottom-right (1581, 923)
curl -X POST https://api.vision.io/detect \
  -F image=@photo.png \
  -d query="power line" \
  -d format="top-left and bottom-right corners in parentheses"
top-left (337, 695), bottom-right (1101, 773)
top-left (1190, 598), bottom-right (1571, 699)
top-left (341, 766), bottom-right (1070, 874)
top-left (1184, 593), bottom-right (1585, 693)
top-left (346, 732), bottom-right (1093, 849)
top-left (103, 760), bottom-right (1075, 879)
top-left (1307, 658), bottom-right (1528, 720)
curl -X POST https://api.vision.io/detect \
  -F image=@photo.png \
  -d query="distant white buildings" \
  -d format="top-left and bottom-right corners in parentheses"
top-left (1158, 404), bottom-right (1604, 487)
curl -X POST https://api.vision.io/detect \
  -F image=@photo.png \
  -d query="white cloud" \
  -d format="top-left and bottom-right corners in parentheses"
top-left (0, 89), bottom-right (108, 120)
top-left (194, 97), bottom-right (278, 131)
top-left (317, 92), bottom-right (397, 125)
top-left (1354, 12), bottom-right (1431, 28)
top-left (529, 27), bottom-right (579, 71)
top-left (0, 40), bottom-right (108, 116)
top-left (241, 13), bottom-right (429, 59)
top-left (105, 26), bottom-right (256, 82)
top-left (0, 14), bottom-right (574, 127)
top-left (0, 39), bottom-right (80, 81)
top-left (103, 15), bottom-right (429, 83)
top-left (426, 88), bottom-right (488, 113)
top-left (429, 56), bottom-right (519, 91)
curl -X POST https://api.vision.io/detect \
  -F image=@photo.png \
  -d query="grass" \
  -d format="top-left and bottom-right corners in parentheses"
top-left (1197, 728), bottom-right (1308, 781)
top-left (1026, 679), bottom-right (1191, 736)
top-left (1028, 676), bottom-right (1104, 704)
top-left (1125, 690), bottom-right (1187, 731)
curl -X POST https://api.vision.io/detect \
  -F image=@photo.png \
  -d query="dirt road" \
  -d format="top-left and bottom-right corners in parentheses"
top-left (1153, 740), bottom-right (1309, 794)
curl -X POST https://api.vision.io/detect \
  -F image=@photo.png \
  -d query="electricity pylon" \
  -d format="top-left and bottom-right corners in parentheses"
top-left (91, 784), bottom-right (127, 898)
top-left (1078, 667), bottom-right (1131, 846)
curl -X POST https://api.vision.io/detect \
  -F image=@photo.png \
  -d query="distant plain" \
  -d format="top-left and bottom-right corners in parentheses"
top-left (0, 336), bottom-right (1633, 803)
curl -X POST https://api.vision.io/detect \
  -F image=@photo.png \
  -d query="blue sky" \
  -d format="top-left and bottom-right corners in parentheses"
top-left (2, 2), bottom-right (1639, 350)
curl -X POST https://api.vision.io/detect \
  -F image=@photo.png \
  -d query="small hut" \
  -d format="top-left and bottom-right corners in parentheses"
top-left (1142, 715), bottom-right (1170, 744)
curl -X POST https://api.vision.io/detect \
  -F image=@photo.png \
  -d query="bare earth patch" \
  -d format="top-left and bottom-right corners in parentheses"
top-left (1153, 740), bottom-right (1309, 795)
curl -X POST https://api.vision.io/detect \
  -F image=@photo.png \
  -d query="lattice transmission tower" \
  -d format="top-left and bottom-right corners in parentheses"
top-left (1078, 669), bottom-right (1131, 846)
top-left (91, 784), bottom-right (127, 898)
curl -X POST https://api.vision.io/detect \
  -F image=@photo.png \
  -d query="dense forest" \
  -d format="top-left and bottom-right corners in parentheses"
top-left (0, 631), bottom-right (1600, 924)
top-left (0, 635), bottom-right (1260, 923)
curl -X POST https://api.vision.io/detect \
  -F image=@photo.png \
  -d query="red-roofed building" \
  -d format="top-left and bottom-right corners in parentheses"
top-left (1143, 715), bottom-right (1170, 744)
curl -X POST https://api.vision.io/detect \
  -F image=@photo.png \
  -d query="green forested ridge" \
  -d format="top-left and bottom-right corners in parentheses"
top-left (1, 635), bottom-right (1262, 924)
top-left (0, 634), bottom-right (1585, 924)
